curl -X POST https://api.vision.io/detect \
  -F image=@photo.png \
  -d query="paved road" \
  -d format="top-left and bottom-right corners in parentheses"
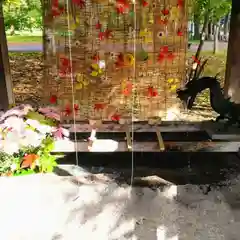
top-left (7, 41), bottom-right (229, 52)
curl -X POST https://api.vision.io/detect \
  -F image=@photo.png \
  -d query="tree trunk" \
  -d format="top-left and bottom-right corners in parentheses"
top-left (213, 22), bottom-right (220, 54)
top-left (223, 13), bottom-right (230, 41)
top-left (195, 11), bottom-right (209, 61)
top-left (193, 15), bottom-right (200, 40)
top-left (207, 22), bottom-right (212, 40)
top-left (0, 2), bottom-right (14, 110)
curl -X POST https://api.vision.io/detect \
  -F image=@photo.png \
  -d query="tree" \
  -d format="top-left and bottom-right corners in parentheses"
top-left (3, 0), bottom-right (42, 31)
top-left (192, 0), bottom-right (231, 58)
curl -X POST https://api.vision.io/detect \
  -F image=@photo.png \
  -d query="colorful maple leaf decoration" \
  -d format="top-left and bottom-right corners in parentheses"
top-left (177, 0), bottom-right (184, 8)
top-left (122, 81), bottom-right (132, 96)
top-left (21, 154), bottom-right (39, 169)
top-left (148, 86), bottom-right (158, 97)
top-left (167, 78), bottom-right (180, 92)
top-left (116, 0), bottom-right (129, 14)
top-left (105, 29), bottom-right (113, 39)
top-left (74, 103), bottom-right (79, 112)
top-left (92, 53), bottom-right (100, 61)
top-left (177, 29), bottom-right (183, 36)
top-left (98, 29), bottom-right (113, 40)
top-left (64, 105), bottom-right (72, 116)
top-left (192, 55), bottom-right (200, 65)
top-left (157, 46), bottom-right (175, 63)
top-left (49, 95), bottom-right (57, 104)
top-left (59, 56), bottom-right (71, 77)
top-left (111, 113), bottom-right (120, 121)
top-left (95, 21), bottom-right (102, 30)
top-left (157, 17), bottom-right (168, 25)
top-left (98, 31), bottom-right (105, 41)
top-left (72, 0), bottom-right (85, 8)
top-left (94, 103), bottom-right (106, 110)
top-left (161, 8), bottom-right (169, 16)
top-left (51, 0), bottom-right (64, 17)
top-left (115, 53), bottom-right (125, 68)
top-left (142, 0), bottom-right (148, 7)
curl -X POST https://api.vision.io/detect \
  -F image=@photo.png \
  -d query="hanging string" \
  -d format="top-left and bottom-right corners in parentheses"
top-left (129, 0), bottom-right (137, 193)
top-left (66, 0), bottom-right (79, 166)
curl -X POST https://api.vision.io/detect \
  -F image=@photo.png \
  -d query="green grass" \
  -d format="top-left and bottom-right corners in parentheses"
top-left (189, 40), bottom-right (200, 44)
top-left (7, 35), bottom-right (42, 43)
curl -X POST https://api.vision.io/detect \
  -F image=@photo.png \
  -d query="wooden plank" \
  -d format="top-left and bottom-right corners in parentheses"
top-left (63, 122), bottom-right (203, 133)
top-left (0, 3), bottom-right (14, 110)
top-left (52, 139), bottom-right (240, 153)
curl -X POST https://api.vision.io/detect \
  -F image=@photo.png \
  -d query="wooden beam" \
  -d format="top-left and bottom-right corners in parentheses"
top-left (224, 0), bottom-right (240, 101)
top-left (0, 3), bottom-right (14, 110)
top-left (52, 139), bottom-right (240, 152)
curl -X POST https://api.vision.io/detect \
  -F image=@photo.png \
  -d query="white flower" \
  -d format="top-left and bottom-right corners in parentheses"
top-left (2, 141), bottom-right (20, 155)
top-left (4, 117), bottom-right (26, 134)
top-left (26, 119), bottom-right (52, 134)
top-left (10, 163), bottom-right (17, 171)
top-left (20, 129), bottom-right (44, 148)
top-left (5, 129), bottom-right (21, 142)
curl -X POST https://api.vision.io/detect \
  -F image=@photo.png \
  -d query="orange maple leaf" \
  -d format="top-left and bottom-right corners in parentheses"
top-left (21, 154), bottom-right (39, 169)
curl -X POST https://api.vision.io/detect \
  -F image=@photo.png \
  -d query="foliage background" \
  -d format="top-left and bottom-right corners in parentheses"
top-left (3, 0), bottom-right (42, 31)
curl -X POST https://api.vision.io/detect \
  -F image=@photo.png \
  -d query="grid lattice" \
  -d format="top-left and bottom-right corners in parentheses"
top-left (43, 0), bottom-right (189, 122)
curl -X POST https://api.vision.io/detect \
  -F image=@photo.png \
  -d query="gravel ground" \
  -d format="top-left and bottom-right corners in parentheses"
top-left (0, 168), bottom-right (240, 240)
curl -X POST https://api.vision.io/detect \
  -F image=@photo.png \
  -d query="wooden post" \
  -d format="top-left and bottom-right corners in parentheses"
top-left (224, 0), bottom-right (240, 102)
top-left (0, 2), bottom-right (14, 110)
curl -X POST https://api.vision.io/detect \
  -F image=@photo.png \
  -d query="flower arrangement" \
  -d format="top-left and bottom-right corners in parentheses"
top-left (0, 104), bottom-right (69, 176)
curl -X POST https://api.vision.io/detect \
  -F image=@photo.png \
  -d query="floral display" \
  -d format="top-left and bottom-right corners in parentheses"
top-left (0, 104), bottom-right (69, 176)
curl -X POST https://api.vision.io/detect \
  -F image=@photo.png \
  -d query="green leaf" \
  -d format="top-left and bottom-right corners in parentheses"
top-left (26, 111), bottom-right (46, 121)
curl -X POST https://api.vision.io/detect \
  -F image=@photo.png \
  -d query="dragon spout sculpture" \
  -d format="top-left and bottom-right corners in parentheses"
top-left (176, 58), bottom-right (240, 125)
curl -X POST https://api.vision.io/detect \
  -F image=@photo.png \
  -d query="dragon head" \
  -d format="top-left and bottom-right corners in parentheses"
top-left (176, 57), bottom-right (210, 110)
top-left (176, 81), bottom-right (197, 110)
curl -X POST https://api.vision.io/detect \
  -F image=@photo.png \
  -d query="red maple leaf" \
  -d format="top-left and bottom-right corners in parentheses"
top-left (21, 154), bottom-right (39, 169)
top-left (161, 9), bottom-right (169, 16)
top-left (50, 95), bottom-right (57, 104)
top-left (116, 0), bottom-right (129, 14)
top-left (111, 114), bottom-right (120, 121)
top-left (74, 104), bottom-right (79, 112)
top-left (148, 87), bottom-right (158, 97)
top-left (52, 0), bottom-right (59, 5)
top-left (64, 105), bottom-right (72, 116)
top-left (51, 0), bottom-right (64, 17)
top-left (177, 29), bottom-right (183, 36)
top-left (59, 56), bottom-right (72, 76)
top-left (105, 29), bottom-right (113, 39)
top-left (94, 103), bottom-right (106, 110)
top-left (96, 21), bottom-right (102, 29)
top-left (167, 52), bottom-right (175, 61)
top-left (157, 53), bottom-right (165, 62)
top-left (72, 0), bottom-right (85, 8)
top-left (98, 31), bottom-right (105, 40)
top-left (92, 53), bottom-right (100, 61)
top-left (177, 0), bottom-right (184, 7)
top-left (158, 46), bottom-right (175, 63)
top-left (192, 56), bottom-right (200, 65)
top-left (142, 0), bottom-right (148, 7)
top-left (116, 53), bottom-right (125, 67)
top-left (60, 57), bottom-right (70, 66)
top-left (160, 46), bottom-right (169, 53)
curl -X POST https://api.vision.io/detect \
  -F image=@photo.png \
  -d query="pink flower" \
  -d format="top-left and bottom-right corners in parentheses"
top-left (52, 127), bottom-right (69, 140)
top-left (38, 107), bottom-right (61, 121)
